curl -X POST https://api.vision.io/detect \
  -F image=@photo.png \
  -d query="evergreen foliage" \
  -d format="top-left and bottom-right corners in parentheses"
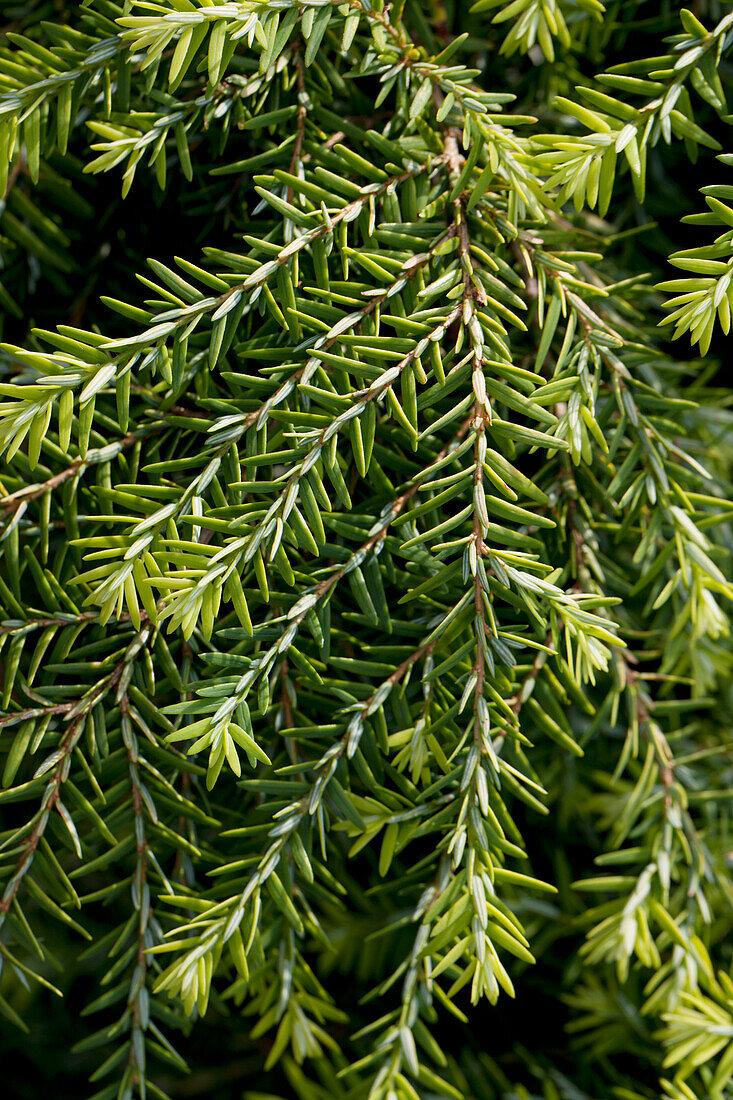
top-left (1, 2), bottom-right (733, 1098)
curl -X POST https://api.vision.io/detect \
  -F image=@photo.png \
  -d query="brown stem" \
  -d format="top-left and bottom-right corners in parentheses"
top-left (0, 645), bottom-right (136, 921)
top-left (121, 691), bottom-right (151, 1089)
top-left (287, 50), bottom-right (307, 204)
